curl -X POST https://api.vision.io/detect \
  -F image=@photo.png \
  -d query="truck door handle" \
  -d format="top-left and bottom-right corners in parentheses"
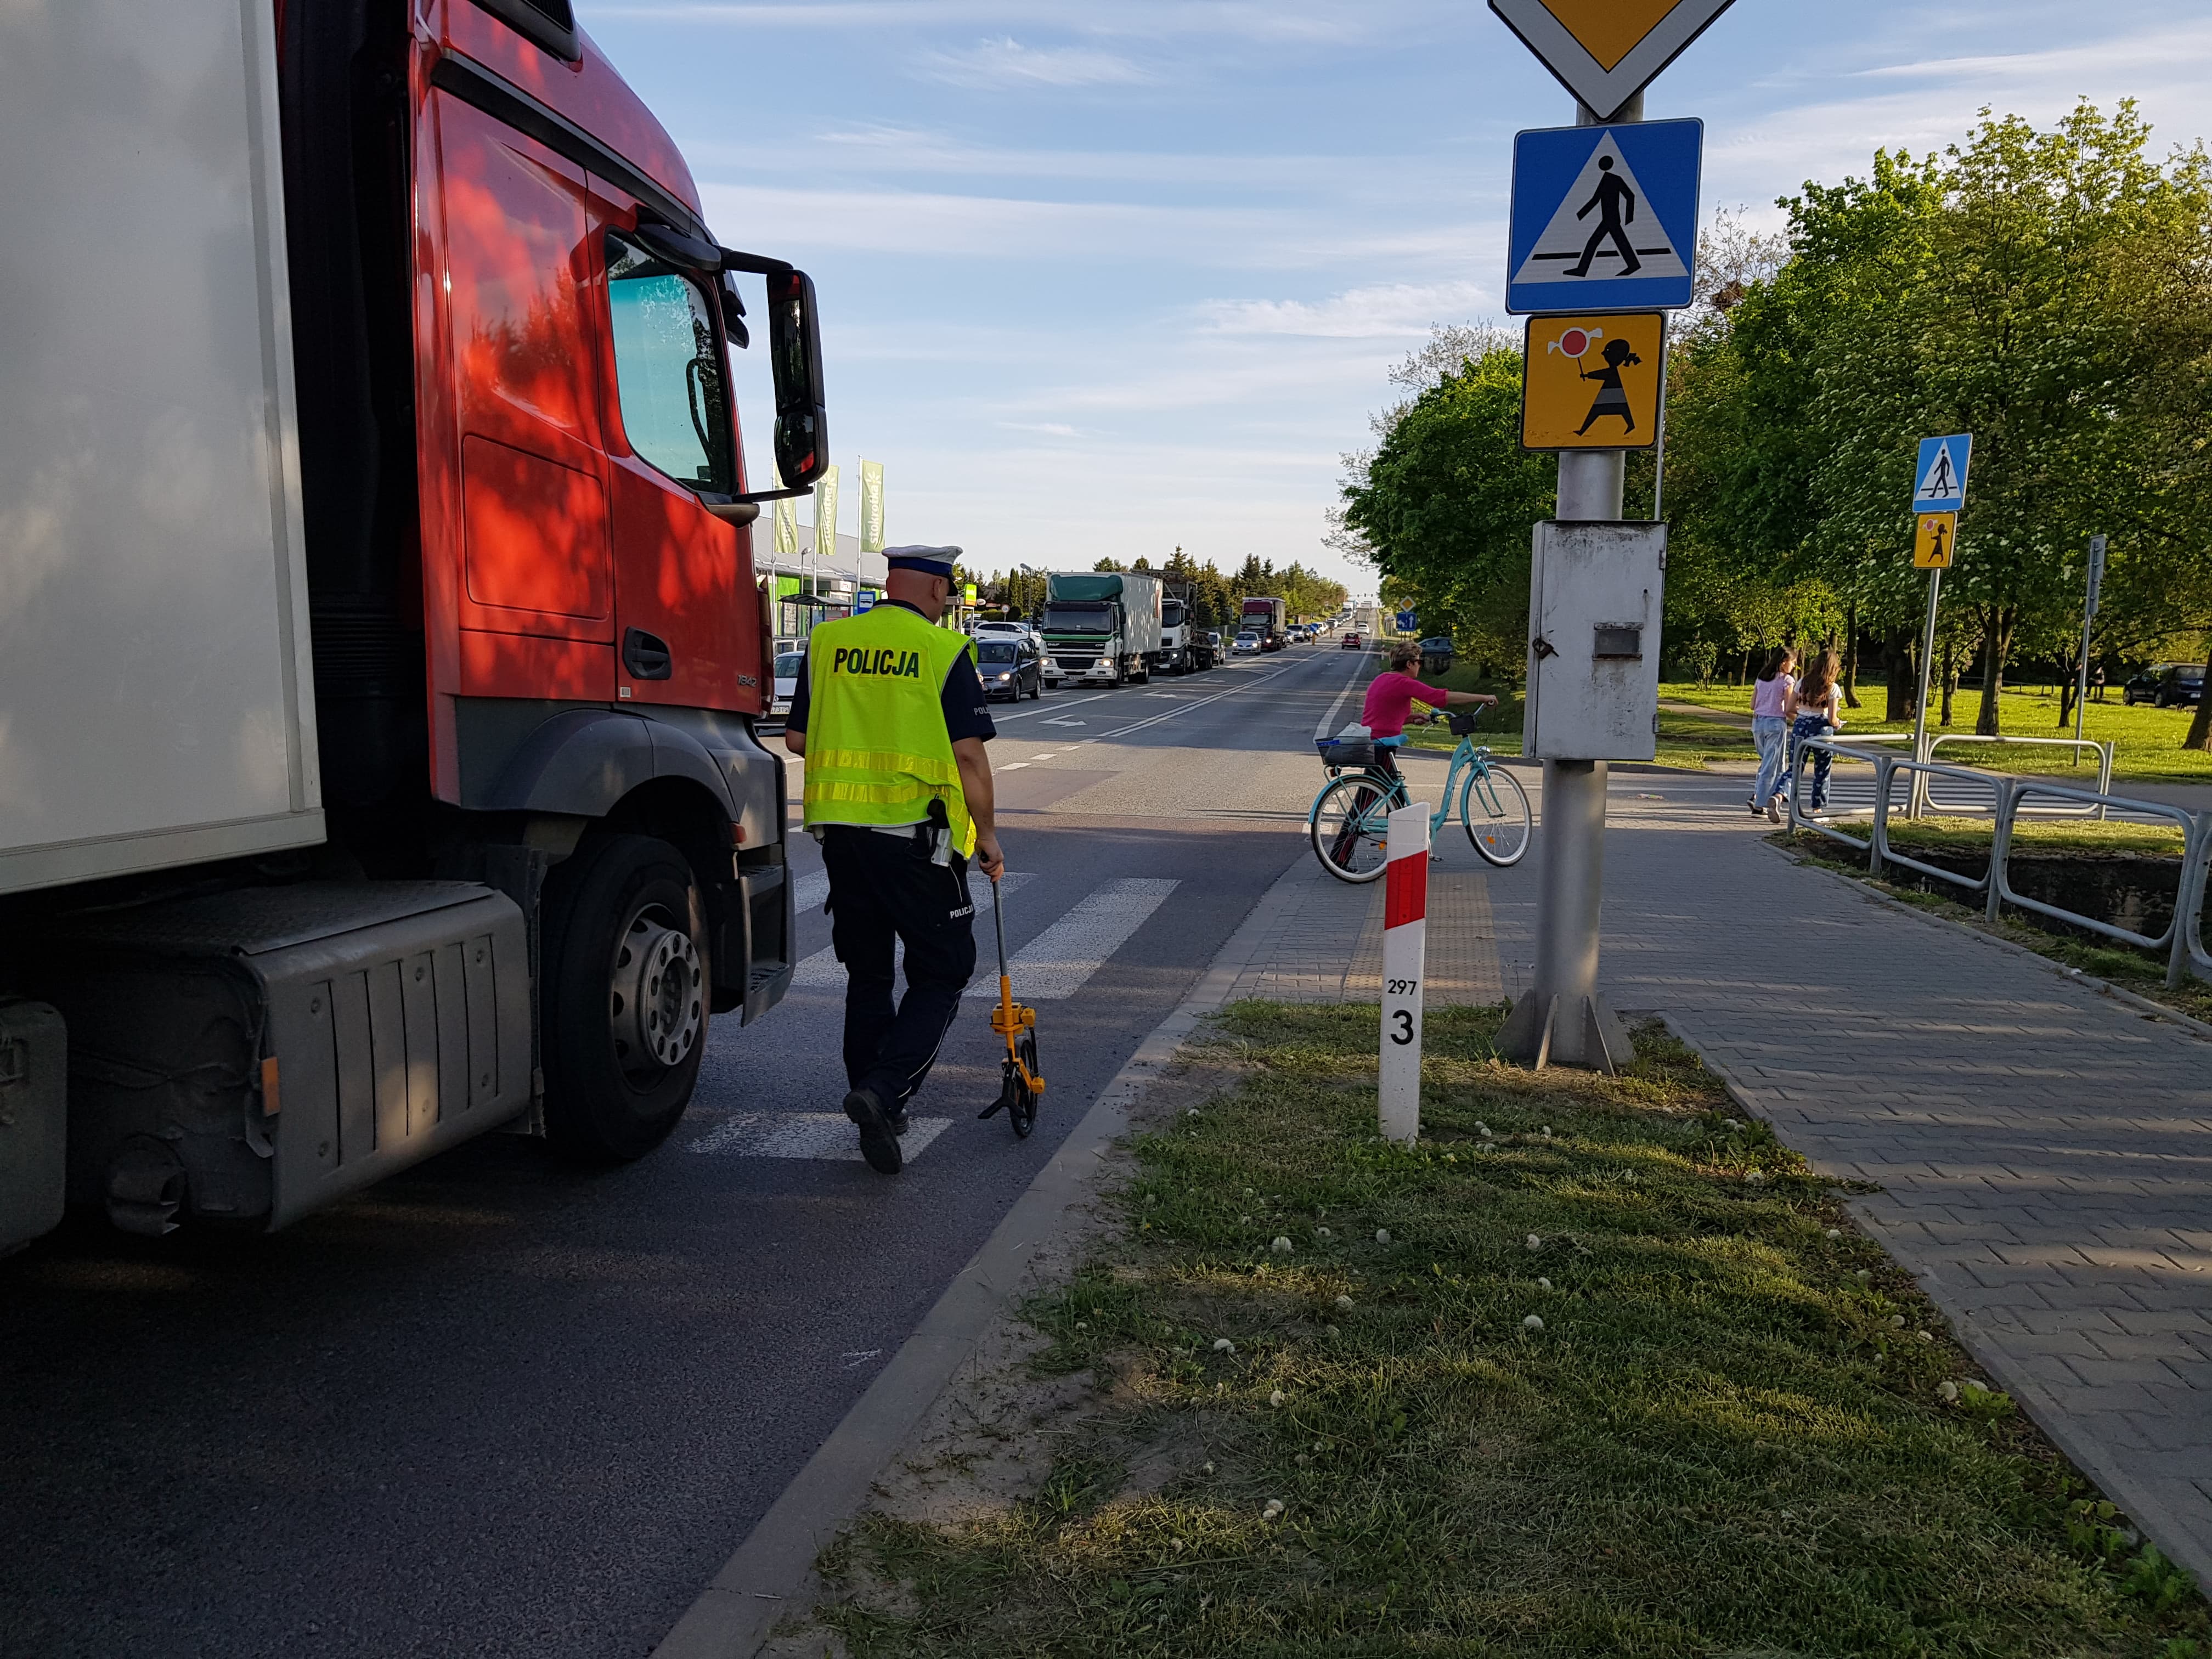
top-left (623, 628), bottom-right (673, 680)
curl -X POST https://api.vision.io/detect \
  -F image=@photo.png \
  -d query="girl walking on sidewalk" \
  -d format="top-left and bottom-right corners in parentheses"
top-left (1749, 646), bottom-right (1797, 821)
top-left (1784, 649), bottom-right (1845, 816)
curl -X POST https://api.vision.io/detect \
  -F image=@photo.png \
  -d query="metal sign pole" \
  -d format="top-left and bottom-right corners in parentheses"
top-left (1498, 91), bottom-right (1641, 1075)
top-left (2073, 534), bottom-right (2106, 750)
top-left (1909, 566), bottom-right (1942, 819)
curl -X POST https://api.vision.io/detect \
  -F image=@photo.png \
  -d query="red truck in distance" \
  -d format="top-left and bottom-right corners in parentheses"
top-left (0, 0), bottom-right (827, 1248)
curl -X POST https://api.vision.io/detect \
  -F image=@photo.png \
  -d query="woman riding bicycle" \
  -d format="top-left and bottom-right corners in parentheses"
top-left (1359, 644), bottom-right (1496, 778)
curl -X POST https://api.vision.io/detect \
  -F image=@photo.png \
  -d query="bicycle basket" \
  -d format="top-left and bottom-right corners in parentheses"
top-left (1321, 738), bottom-right (1373, 769)
top-left (1446, 711), bottom-right (1482, 737)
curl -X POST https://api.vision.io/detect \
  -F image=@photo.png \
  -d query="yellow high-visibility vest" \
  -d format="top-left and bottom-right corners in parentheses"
top-left (800, 605), bottom-right (977, 857)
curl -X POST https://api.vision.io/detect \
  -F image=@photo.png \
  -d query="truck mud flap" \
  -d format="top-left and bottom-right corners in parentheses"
top-left (36, 883), bottom-right (531, 1233)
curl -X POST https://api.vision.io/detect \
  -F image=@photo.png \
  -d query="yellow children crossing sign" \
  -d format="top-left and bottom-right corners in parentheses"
top-left (1520, 312), bottom-right (1666, 451)
top-left (1914, 512), bottom-right (1958, 569)
top-left (1489, 0), bottom-right (1740, 121)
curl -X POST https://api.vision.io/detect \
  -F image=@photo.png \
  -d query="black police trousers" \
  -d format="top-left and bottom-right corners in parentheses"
top-left (821, 824), bottom-right (978, 1109)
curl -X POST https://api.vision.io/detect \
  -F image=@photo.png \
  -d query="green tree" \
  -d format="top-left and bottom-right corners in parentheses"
top-left (1340, 346), bottom-right (1554, 677)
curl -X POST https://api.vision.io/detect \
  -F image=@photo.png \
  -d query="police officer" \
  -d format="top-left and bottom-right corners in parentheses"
top-left (782, 546), bottom-right (1003, 1174)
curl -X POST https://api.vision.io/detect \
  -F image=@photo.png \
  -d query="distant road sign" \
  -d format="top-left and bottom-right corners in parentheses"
top-left (1912, 434), bottom-right (1972, 514)
top-left (1507, 120), bottom-right (1702, 314)
top-left (1488, 0), bottom-right (1740, 122)
top-left (1914, 512), bottom-right (1958, 569)
top-left (1396, 610), bottom-right (1418, 633)
top-left (1521, 312), bottom-right (1666, 450)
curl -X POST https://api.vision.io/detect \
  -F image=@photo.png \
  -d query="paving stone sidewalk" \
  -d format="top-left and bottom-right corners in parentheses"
top-left (1237, 763), bottom-right (2212, 1589)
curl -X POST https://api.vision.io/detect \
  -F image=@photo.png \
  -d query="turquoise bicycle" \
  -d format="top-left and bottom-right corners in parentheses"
top-left (1308, 709), bottom-right (1532, 882)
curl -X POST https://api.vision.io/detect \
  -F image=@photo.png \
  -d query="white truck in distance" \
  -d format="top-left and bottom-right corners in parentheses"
top-left (1155, 588), bottom-right (1200, 675)
top-left (1040, 572), bottom-right (1164, 686)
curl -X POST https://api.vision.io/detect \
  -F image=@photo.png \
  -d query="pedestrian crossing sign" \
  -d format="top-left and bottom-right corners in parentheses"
top-left (1507, 119), bottom-right (1703, 313)
top-left (1914, 512), bottom-right (1958, 569)
top-left (1489, 0), bottom-right (1740, 121)
top-left (1912, 433), bottom-right (1972, 514)
top-left (1521, 312), bottom-right (1666, 452)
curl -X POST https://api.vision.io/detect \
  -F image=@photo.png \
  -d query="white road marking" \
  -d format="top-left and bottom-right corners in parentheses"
top-left (1316, 650), bottom-right (1376, 739)
top-left (964, 877), bottom-right (1179, 1000)
top-left (1001, 763), bottom-right (1030, 770)
top-left (991, 692), bottom-right (1111, 724)
top-left (1042, 718), bottom-right (1088, 726)
top-left (688, 1113), bottom-right (954, 1162)
top-left (791, 872), bottom-right (1036, 986)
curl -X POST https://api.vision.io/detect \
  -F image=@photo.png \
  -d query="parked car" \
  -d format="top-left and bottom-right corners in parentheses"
top-left (1341, 631), bottom-right (1363, 650)
top-left (770, 650), bottom-right (805, 723)
top-left (1233, 631), bottom-right (1262, 655)
top-left (977, 636), bottom-right (1045, 701)
top-left (2124, 663), bottom-right (2206, 707)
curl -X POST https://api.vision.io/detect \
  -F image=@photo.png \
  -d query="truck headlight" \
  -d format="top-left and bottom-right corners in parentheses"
top-left (1094, 657), bottom-right (1110, 670)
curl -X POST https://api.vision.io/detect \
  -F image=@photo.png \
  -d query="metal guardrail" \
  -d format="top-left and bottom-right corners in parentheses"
top-left (1927, 733), bottom-right (2115, 817)
top-left (1788, 738), bottom-right (2212, 988)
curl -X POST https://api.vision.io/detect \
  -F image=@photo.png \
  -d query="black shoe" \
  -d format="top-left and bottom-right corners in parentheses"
top-left (843, 1087), bottom-right (902, 1174)
top-left (889, 1107), bottom-right (910, 1137)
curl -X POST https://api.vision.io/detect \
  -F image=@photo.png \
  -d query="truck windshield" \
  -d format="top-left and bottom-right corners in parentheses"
top-left (1042, 603), bottom-right (1112, 629)
top-left (1162, 601), bottom-right (1186, 625)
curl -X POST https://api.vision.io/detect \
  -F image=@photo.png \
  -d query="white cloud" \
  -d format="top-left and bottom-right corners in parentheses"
top-left (697, 180), bottom-right (1488, 270)
top-left (1198, 282), bottom-right (1498, 340)
top-left (919, 36), bottom-right (1153, 89)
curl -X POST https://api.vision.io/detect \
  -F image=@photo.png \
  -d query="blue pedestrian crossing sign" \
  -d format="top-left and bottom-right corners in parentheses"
top-left (1507, 119), bottom-right (1702, 314)
top-left (1912, 433), bottom-right (1972, 515)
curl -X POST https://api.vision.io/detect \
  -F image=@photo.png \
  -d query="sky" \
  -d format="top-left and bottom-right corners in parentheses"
top-left (574, 1), bottom-right (2212, 591)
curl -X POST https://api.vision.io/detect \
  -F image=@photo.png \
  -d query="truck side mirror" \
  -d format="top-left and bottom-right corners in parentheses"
top-left (765, 269), bottom-right (828, 491)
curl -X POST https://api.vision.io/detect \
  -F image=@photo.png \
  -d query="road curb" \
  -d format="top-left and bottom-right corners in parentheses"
top-left (648, 851), bottom-right (1326, 1658)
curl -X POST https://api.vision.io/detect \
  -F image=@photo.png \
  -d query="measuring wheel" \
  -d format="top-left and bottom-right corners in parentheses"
top-left (1006, 1030), bottom-right (1041, 1137)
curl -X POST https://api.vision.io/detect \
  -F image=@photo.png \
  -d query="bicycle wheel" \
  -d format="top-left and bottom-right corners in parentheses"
top-left (1310, 774), bottom-right (1393, 883)
top-left (1460, 763), bottom-right (1532, 867)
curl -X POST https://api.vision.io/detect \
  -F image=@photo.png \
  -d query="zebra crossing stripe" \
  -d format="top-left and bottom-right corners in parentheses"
top-left (790, 873), bottom-right (1036, 988)
top-left (689, 1113), bottom-right (955, 1161)
top-left (962, 877), bottom-right (1179, 1001)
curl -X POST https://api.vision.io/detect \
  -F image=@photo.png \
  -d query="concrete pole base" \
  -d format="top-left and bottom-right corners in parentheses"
top-left (1495, 989), bottom-right (1633, 1073)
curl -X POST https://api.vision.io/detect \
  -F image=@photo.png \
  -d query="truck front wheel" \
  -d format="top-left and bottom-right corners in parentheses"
top-left (540, 833), bottom-right (708, 1161)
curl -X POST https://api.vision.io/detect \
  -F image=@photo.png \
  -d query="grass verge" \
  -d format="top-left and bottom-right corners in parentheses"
top-left (1772, 830), bottom-right (2212, 1026)
top-left (1879, 815), bottom-right (2191, 855)
top-left (1659, 682), bottom-right (2212, 786)
top-left (810, 1005), bottom-right (2208, 1658)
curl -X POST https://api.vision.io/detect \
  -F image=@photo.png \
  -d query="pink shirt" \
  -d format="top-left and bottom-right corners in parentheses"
top-left (1359, 671), bottom-right (1455, 739)
top-left (1752, 674), bottom-right (1794, 718)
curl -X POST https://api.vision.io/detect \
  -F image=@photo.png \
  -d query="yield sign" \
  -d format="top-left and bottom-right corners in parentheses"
top-left (1488, 0), bottom-right (1740, 120)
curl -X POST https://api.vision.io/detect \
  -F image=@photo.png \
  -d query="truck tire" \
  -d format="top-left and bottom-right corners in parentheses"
top-left (540, 833), bottom-right (709, 1162)
top-left (1134, 656), bottom-right (1150, 684)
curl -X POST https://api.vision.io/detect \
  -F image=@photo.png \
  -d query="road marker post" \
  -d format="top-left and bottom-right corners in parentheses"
top-left (1379, 800), bottom-right (1431, 1143)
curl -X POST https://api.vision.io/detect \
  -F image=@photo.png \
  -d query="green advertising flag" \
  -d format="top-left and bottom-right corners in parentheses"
top-left (772, 473), bottom-right (799, 557)
top-left (813, 464), bottom-right (840, 565)
top-left (859, 458), bottom-right (885, 555)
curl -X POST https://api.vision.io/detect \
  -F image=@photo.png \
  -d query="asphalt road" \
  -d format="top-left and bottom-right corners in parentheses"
top-left (0, 642), bottom-right (1372, 1659)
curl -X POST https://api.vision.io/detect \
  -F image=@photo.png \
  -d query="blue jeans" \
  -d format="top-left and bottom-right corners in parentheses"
top-left (1751, 715), bottom-right (1787, 803)
top-left (1789, 714), bottom-right (1834, 809)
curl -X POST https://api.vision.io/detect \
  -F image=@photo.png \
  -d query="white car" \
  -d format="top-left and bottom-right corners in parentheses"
top-left (771, 649), bottom-right (805, 721)
top-left (973, 619), bottom-right (1054, 679)
top-left (1233, 631), bottom-right (1262, 655)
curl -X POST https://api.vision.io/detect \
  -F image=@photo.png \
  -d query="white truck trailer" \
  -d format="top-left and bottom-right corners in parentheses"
top-left (1040, 572), bottom-right (1164, 686)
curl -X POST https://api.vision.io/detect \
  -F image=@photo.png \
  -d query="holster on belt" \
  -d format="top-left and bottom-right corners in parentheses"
top-left (921, 797), bottom-right (953, 866)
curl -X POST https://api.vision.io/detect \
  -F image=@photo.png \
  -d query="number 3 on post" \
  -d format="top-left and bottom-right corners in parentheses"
top-left (1379, 801), bottom-right (1430, 1142)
